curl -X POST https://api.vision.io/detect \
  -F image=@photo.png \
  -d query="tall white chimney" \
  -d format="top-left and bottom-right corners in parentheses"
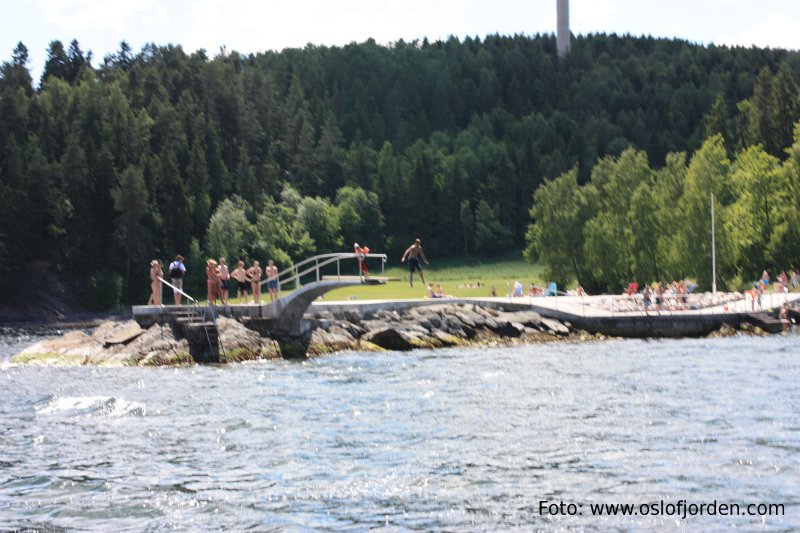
top-left (557, 0), bottom-right (570, 58)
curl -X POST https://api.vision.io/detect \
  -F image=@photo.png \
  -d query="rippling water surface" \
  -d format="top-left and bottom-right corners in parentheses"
top-left (1, 334), bottom-right (798, 531)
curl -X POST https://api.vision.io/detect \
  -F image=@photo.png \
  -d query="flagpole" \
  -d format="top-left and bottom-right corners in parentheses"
top-left (711, 192), bottom-right (717, 296)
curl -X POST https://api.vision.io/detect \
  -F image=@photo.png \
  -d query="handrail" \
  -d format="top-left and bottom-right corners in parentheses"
top-left (157, 276), bottom-right (220, 358)
top-left (259, 252), bottom-right (387, 292)
top-left (158, 277), bottom-right (197, 303)
top-left (276, 252), bottom-right (387, 279)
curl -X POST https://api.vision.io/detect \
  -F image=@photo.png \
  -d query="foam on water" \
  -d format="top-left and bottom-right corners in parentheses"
top-left (36, 395), bottom-right (147, 418)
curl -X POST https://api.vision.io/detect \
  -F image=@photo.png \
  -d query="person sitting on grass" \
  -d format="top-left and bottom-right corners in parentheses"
top-left (513, 280), bottom-right (524, 297)
top-left (426, 283), bottom-right (436, 298)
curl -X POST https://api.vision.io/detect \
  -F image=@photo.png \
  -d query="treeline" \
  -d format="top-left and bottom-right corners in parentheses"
top-left (526, 132), bottom-right (800, 293)
top-left (1, 34), bottom-right (800, 305)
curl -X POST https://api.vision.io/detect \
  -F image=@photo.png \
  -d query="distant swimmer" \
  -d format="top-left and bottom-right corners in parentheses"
top-left (401, 238), bottom-right (429, 287)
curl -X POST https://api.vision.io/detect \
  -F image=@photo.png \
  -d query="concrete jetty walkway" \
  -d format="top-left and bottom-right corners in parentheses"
top-left (134, 290), bottom-right (798, 339)
top-left (495, 290), bottom-right (800, 337)
top-left (304, 290), bottom-right (799, 337)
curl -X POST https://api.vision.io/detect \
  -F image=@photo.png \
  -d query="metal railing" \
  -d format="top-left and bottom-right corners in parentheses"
top-left (158, 276), bottom-right (197, 304)
top-left (515, 286), bottom-right (799, 320)
top-left (259, 252), bottom-right (388, 295)
top-left (158, 277), bottom-right (223, 358)
top-left (550, 290), bottom-right (794, 318)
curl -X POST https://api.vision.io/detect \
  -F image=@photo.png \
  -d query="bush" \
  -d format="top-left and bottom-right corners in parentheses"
top-left (86, 271), bottom-right (124, 311)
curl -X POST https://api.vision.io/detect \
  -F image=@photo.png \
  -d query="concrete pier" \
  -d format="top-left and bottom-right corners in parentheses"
top-left (133, 291), bottom-right (800, 339)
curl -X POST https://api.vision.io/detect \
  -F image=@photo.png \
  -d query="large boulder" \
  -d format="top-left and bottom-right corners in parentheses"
top-left (215, 316), bottom-right (275, 361)
top-left (540, 317), bottom-right (570, 335)
top-left (362, 327), bottom-right (415, 351)
top-left (91, 320), bottom-right (143, 346)
top-left (102, 323), bottom-right (191, 365)
top-left (308, 326), bottom-right (360, 355)
top-left (484, 320), bottom-right (522, 338)
top-left (13, 331), bottom-right (103, 365)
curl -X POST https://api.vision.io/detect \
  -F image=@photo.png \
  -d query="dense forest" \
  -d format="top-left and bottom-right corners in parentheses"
top-left (1, 33), bottom-right (799, 306)
top-left (526, 134), bottom-right (800, 293)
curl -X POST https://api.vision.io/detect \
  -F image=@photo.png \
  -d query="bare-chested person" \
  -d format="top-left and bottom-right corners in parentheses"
top-left (148, 260), bottom-right (161, 305)
top-left (155, 260), bottom-right (163, 305)
top-left (265, 259), bottom-right (279, 302)
top-left (401, 238), bottom-right (429, 287)
top-left (248, 260), bottom-right (263, 304)
top-left (206, 259), bottom-right (219, 305)
top-left (218, 258), bottom-right (230, 305)
top-left (232, 260), bottom-right (249, 303)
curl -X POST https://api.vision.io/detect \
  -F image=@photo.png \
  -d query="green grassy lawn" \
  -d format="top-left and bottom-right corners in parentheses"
top-left (320, 251), bottom-right (547, 301)
top-left (192, 251), bottom-right (549, 304)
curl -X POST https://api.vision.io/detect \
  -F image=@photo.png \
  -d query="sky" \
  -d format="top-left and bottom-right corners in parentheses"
top-left (2, 0), bottom-right (800, 82)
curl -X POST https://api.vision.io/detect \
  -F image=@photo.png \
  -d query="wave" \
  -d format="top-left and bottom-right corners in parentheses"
top-left (36, 395), bottom-right (146, 418)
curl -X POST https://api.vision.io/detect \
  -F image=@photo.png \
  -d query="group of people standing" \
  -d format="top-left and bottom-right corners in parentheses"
top-left (148, 237), bottom-right (432, 305)
top-left (148, 254), bottom-right (279, 306)
top-left (760, 269), bottom-right (800, 293)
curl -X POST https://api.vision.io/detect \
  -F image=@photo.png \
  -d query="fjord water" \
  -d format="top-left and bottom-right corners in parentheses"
top-left (1, 334), bottom-right (797, 531)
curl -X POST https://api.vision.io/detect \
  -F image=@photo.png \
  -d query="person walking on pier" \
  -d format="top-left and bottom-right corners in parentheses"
top-left (168, 255), bottom-right (186, 305)
top-left (266, 260), bottom-right (279, 302)
top-left (248, 260), bottom-right (263, 304)
top-left (401, 238), bottom-right (429, 287)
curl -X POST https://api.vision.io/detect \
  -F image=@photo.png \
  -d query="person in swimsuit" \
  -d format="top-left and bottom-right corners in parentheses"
top-left (401, 238), bottom-right (429, 287)
top-left (218, 258), bottom-right (230, 305)
top-left (265, 259), bottom-right (279, 302)
top-left (232, 260), bottom-right (249, 303)
top-left (148, 260), bottom-right (159, 305)
top-left (354, 243), bottom-right (369, 278)
top-left (248, 260), bottom-right (263, 304)
top-left (425, 283), bottom-right (435, 298)
top-left (155, 259), bottom-right (163, 305)
top-left (206, 259), bottom-right (219, 305)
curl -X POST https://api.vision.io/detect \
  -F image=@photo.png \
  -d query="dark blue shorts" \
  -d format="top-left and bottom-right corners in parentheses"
top-left (267, 279), bottom-right (278, 290)
top-left (408, 258), bottom-right (422, 272)
top-left (220, 279), bottom-right (229, 291)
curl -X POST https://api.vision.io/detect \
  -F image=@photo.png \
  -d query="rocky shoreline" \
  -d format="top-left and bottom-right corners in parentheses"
top-left (11, 303), bottom-right (595, 366)
top-left (10, 302), bottom-right (781, 367)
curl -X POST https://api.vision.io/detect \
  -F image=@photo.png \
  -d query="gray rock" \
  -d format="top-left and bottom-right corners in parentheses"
top-left (310, 328), bottom-right (359, 353)
top-left (340, 310), bottom-right (362, 324)
top-left (373, 309), bottom-right (401, 321)
top-left (540, 317), bottom-right (570, 335)
top-left (497, 310), bottom-right (544, 328)
top-left (362, 327), bottom-right (414, 351)
top-left (327, 325), bottom-right (356, 341)
top-left (485, 320), bottom-right (522, 337)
